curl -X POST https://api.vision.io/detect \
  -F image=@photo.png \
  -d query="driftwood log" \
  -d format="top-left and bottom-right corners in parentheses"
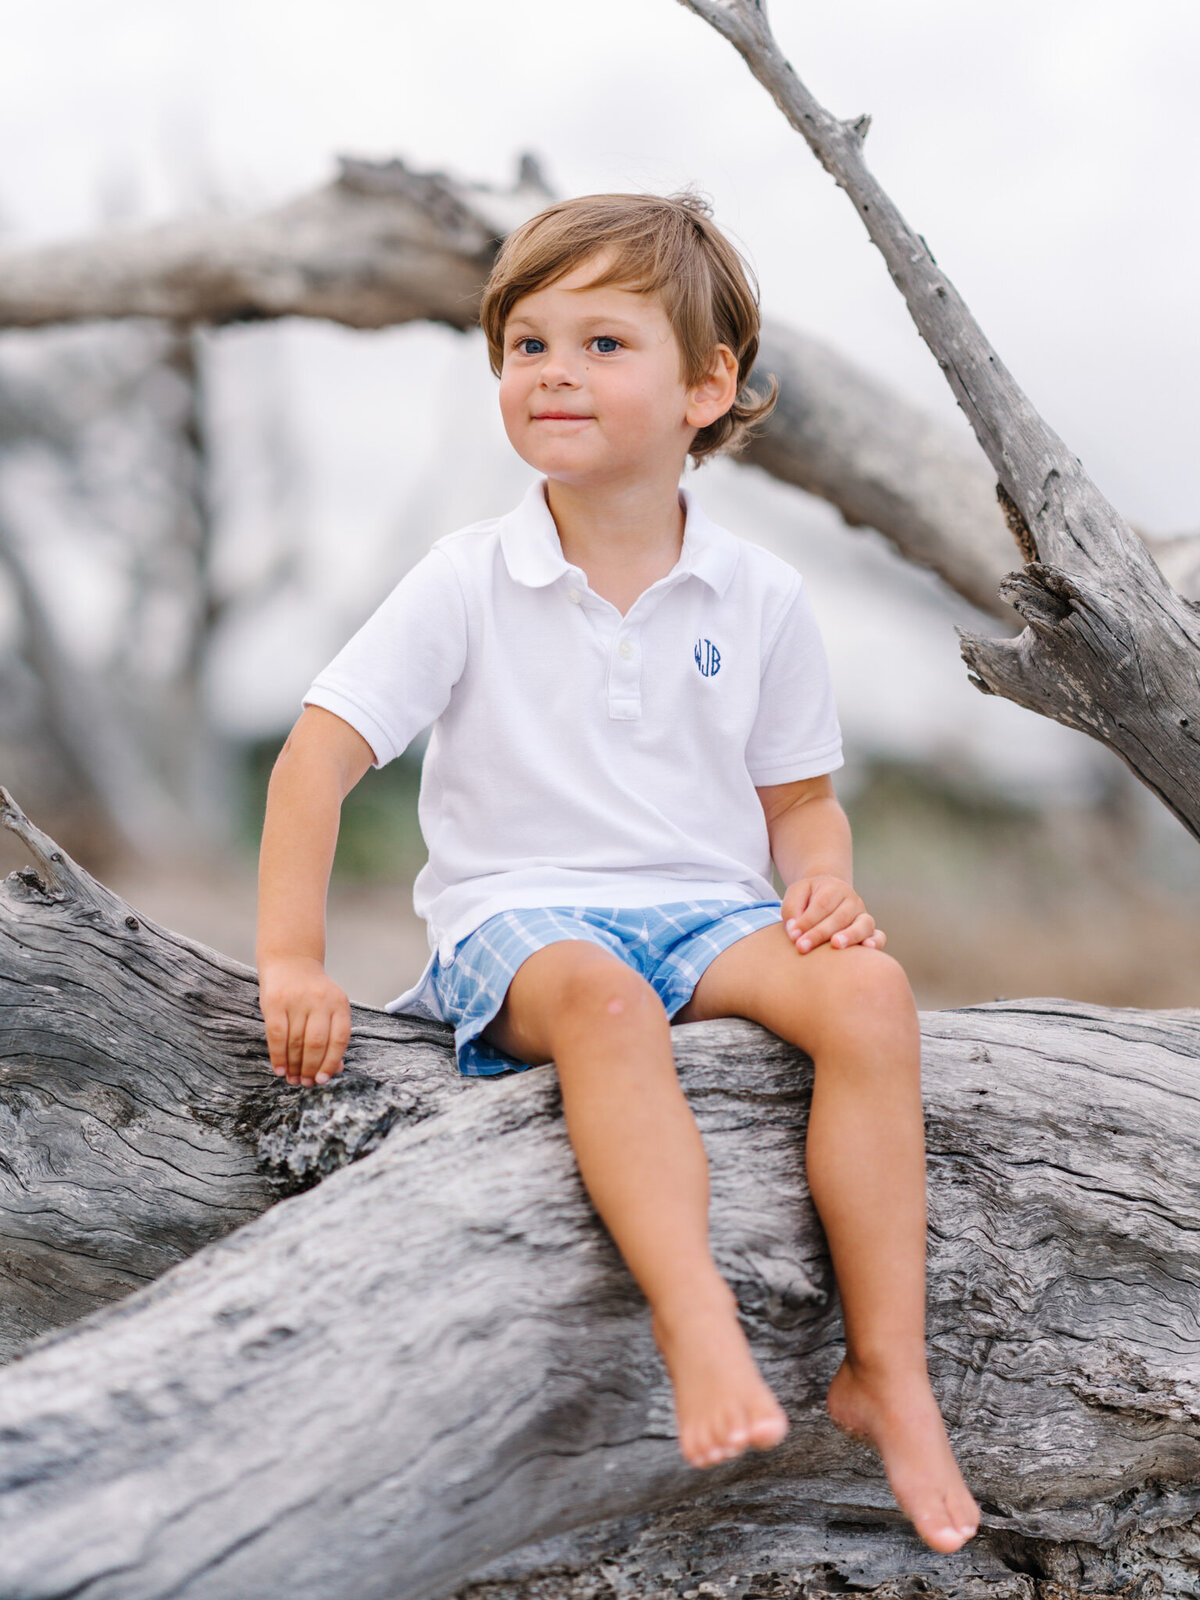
top-left (2, 790), bottom-right (1200, 1600)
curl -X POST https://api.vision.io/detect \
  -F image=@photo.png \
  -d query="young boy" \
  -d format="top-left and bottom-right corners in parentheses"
top-left (256, 192), bottom-right (980, 1554)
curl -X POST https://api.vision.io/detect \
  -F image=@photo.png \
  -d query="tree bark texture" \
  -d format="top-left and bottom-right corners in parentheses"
top-left (674, 0), bottom-right (1200, 847)
top-left (1, 789), bottom-right (1199, 1599)
top-left (5, 154), bottom-right (1196, 627)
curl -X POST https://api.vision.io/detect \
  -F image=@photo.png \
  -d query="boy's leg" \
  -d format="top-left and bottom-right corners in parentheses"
top-left (674, 926), bottom-right (980, 1552)
top-left (481, 939), bottom-right (788, 1467)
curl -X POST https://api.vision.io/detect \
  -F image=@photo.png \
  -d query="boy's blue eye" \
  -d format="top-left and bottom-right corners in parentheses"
top-left (512, 335), bottom-right (620, 355)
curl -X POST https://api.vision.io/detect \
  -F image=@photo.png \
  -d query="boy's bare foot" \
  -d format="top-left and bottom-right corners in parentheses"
top-left (826, 1356), bottom-right (980, 1552)
top-left (651, 1294), bottom-right (789, 1468)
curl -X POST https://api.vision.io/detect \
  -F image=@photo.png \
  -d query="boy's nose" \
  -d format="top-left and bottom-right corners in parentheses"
top-left (538, 350), bottom-right (582, 385)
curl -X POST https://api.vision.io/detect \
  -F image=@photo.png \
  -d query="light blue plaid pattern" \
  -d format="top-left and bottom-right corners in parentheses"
top-left (430, 898), bottom-right (784, 1077)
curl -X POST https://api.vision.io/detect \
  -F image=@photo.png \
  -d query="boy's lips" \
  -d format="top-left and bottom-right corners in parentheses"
top-left (533, 412), bottom-right (591, 421)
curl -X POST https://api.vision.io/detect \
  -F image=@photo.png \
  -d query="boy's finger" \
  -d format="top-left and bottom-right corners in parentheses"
top-left (829, 912), bottom-right (879, 949)
top-left (781, 882), bottom-right (814, 928)
top-left (794, 905), bottom-right (860, 952)
top-left (263, 1014), bottom-right (289, 1075)
top-left (285, 1011), bottom-right (307, 1075)
top-left (797, 887), bottom-right (850, 932)
top-left (315, 1014), bottom-right (352, 1085)
top-left (784, 885), bottom-right (836, 938)
top-left (791, 919), bottom-right (834, 952)
top-left (300, 1020), bottom-right (332, 1085)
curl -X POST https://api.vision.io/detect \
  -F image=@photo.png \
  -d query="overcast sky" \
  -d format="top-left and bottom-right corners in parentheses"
top-left (2, 0), bottom-right (1197, 806)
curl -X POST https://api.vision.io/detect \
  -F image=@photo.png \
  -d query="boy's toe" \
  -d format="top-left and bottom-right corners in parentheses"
top-left (701, 1426), bottom-right (729, 1466)
top-left (953, 1497), bottom-right (979, 1540)
top-left (913, 1494), bottom-right (974, 1553)
top-left (944, 1484), bottom-right (979, 1538)
top-left (721, 1406), bottom-right (750, 1450)
top-left (933, 1524), bottom-right (970, 1553)
top-left (748, 1407), bottom-right (788, 1449)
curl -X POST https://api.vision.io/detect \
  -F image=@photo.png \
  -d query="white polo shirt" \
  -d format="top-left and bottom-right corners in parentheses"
top-left (302, 476), bottom-right (843, 985)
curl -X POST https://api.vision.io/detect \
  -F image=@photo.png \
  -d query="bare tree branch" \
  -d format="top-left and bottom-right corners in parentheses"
top-left (675, 0), bottom-right (1200, 845)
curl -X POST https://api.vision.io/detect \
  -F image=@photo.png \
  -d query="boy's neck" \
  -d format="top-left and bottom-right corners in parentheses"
top-left (543, 473), bottom-right (686, 574)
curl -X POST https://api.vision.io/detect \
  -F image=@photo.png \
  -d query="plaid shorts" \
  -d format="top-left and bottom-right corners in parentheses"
top-left (401, 898), bottom-right (783, 1077)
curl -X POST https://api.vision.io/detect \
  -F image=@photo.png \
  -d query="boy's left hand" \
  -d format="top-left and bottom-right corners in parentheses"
top-left (782, 875), bottom-right (886, 954)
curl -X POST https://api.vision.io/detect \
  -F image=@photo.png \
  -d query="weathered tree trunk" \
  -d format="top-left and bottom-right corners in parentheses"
top-left (675, 0), bottom-right (1200, 847)
top-left (0, 788), bottom-right (462, 1355)
top-left (2, 790), bottom-right (1199, 1599)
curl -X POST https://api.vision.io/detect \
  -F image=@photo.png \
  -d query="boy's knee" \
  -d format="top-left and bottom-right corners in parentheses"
top-left (553, 957), bottom-right (662, 1036)
top-left (811, 946), bottom-right (915, 1039)
top-left (859, 946), bottom-right (912, 998)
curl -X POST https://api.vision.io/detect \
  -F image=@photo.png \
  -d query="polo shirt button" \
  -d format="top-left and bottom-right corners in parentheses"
top-left (566, 587), bottom-right (582, 604)
top-left (618, 640), bottom-right (634, 659)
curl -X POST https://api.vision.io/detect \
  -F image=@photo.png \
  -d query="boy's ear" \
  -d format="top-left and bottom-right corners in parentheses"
top-left (685, 344), bottom-right (739, 428)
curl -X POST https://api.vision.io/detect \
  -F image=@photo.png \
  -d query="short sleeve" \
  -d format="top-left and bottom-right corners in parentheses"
top-left (744, 578), bottom-right (843, 785)
top-left (301, 546), bottom-right (468, 767)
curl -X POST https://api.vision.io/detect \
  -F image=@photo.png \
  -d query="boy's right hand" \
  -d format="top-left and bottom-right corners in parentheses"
top-left (257, 956), bottom-right (351, 1088)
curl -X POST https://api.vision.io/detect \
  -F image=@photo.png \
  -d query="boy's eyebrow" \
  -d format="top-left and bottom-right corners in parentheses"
top-left (506, 312), bottom-right (645, 333)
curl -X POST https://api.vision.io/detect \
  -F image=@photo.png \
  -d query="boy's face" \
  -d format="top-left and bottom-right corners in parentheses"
top-left (498, 252), bottom-right (732, 490)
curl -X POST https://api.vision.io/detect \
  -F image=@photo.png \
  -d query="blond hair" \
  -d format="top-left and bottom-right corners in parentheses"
top-left (478, 190), bottom-right (777, 465)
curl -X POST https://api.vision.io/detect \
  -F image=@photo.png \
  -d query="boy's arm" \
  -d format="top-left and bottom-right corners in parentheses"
top-left (257, 705), bottom-right (377, 1087)
top-left (755, 774), bottom-right (884, 955)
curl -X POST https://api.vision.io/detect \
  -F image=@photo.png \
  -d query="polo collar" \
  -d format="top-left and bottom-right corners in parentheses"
top-left (499, 477), bottom-right (739, 597)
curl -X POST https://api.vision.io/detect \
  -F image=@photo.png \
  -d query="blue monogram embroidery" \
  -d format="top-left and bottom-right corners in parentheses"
top-left (694, 638), bottom-right (721, 677)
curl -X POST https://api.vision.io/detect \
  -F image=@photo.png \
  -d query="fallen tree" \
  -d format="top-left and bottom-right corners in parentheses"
top-left (2, 794), bottom-right (1200, 1600)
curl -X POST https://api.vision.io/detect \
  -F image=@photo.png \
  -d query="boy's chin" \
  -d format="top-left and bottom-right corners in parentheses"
top-left (509, 440), bottom-right (580, 477)
top-left (508, 440), bottom-right (675, 491)
top-left (515, 453), bottom-right (600, 486)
